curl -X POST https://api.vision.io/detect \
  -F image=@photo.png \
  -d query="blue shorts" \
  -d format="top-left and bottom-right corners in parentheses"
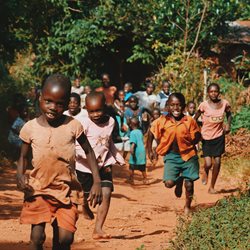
top-left (163, 152), bottom-right (199, 182)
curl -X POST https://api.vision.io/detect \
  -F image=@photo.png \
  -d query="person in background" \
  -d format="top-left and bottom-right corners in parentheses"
top-left (134, 82), bottom-right (157, 112)
top-left (81, 85), bottom-right (92, 108)
top-left (156, 80), bottom-right (171, 113)
top-left (194, 83), bottom-right (232, 194)
top-left (114, 90), bottom-right (125, 116)
top-left (128, 117), bottom-right (148, 185)
top-left (124, 82), bottom-right (133, 105)
top-left (185, 101), bottom-right (196, 117)
top-left (71, 77), bottom-right (84, 96)
top-left (96, 73), bottom-right (117, 106)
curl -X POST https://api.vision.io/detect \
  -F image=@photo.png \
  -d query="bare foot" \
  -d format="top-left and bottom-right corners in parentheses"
top-left (92, 230), bottom-right (112, 240)
top-left (208, 188), bottom-right (218, 194)
top-left (82, 204), bottom-right (94, 220)
top-left (184, 206), bottom-right (191, 216)
top-left (174, 178), bottom-right (183, 198)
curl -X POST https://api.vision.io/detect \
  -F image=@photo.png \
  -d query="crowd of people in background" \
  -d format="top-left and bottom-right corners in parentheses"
top-left (7, 72), bottom-right (232, 249)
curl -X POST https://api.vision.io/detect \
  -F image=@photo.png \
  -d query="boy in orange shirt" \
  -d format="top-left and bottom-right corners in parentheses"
top-left (147, 93), bottom-right (201, 214)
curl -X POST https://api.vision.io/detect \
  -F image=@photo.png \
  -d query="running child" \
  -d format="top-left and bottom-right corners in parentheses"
top-left (194, 83), bottom-right (232, 194)
top-left (75, 91), bottom-right (125, 239)
top-left (16, 73), bottom-right (102, 250)
top-left (148, 93), bottom-right (201, 214)
top-left (128, 117), bottom-right (147, 185)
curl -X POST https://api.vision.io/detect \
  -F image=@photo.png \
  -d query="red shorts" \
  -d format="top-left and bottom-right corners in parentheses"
top-left (20, 195), bottom-right (78, 233)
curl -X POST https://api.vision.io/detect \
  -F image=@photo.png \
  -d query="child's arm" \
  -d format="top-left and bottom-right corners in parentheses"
top-left (109, 138), bottom-right (126, 166)
top-left (16, 142), bottom-right (34, 193)
top-left (193, 109), bottom-right (202, 121)
top-left (147, 130), bottom-right (155, 162)
top-left (225, 108), bottom-right (232, 134)
top-left (130, 142), bottom-right (136, 162)
top-left (77, 132), bottom-right (102, 207)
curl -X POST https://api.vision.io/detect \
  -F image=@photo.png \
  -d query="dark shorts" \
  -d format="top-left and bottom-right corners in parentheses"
top-left (76, 165), bottom-right (113, 196)
top-left (129, 164), bottom-right (146, 172)
top-left (202, 134), bottom-right (225, 157)
top-left (163, 152), bottom-right (199, 182)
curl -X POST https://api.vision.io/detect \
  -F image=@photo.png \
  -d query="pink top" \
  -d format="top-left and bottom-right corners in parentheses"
top-left (75, 116), bottom-right (125, 173)
top-left (19, 115), bottom-right (84, 204)
top-left (198, 99), bottom-right (230, 140)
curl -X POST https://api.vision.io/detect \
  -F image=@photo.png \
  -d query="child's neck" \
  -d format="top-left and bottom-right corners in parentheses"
top-left (46, 115), bottom-right (66, 128)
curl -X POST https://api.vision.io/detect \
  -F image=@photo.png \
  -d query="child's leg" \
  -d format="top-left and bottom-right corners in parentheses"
top-left (184, 180), bottom-right (194, 215)
top-left (128, 169), bottom-right (135, 184)
top-left (83, 193), bottom-right (94, 220)
top-left (30, 223), bottom-right (46, 250)
top-left (93, 186), bottom-right (112, 239)
top-left (202, 156), bottom-right (212, 185)
top-left (52, 220), bottom-right (74, 250)
top-left (209, 156), bottom-right (221, 193)
top-left (142, 170), bottom-right (149, 184)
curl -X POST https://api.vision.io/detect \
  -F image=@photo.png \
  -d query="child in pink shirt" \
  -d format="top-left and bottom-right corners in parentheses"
top-left (75, 91), bottom-right (125, 240)
top-left (194, 83), bottom-right (232, 194)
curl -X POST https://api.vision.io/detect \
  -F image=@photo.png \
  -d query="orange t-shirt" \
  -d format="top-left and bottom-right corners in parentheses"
top-left (150, 115), bottom-right (200, 161)
top-left (19, 115), bottom-right (84, 205)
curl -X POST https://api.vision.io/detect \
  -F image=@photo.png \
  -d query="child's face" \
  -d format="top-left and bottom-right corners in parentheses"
top-left (102, 74), bottom-right (110, 87)
top-left (187, 103), bottom-right (196, 116)
top-left (146, 84), bottom-right (154, 95)
top-left (208, 86), bottom-right (220, 101)
top-left (162, 82), bottom-right (170, 94)
top-left (168, 96), bottom-right (184, 120)
top-left (84, 86), bottom-right (92, 94)
top-left (152, 110), bottom-right (160, 120)
top-left (74, 78), bottom-right (81, 88)
top-left (118, 91), bottom-right (125, 101)
top-left (86, 97), bottom-right (105, 124)
top-left (129, 97), bottom-right (138, 110)
top-left (68, 97), bottom-right (81, 116)
top-left (124, 84), bottom-right (131, 93)
top-left (39, 86), bottom-right (68, 123)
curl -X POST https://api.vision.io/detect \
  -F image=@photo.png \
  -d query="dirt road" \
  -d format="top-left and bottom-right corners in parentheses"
top-left (0, 161), bottom-right (240, 250)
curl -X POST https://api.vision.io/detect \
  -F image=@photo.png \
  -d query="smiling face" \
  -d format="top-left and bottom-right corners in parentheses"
top-left (39, 84), bottom-right (68, 124)
top-left (68, 96), bottom-right (81, 116)
top-left (129, 96), bottom-right (138, 110)
top-left (85, 94), bottom-right (105, 124)
top-left (162, 82), bottom-right (170, 94)
top-left (207, 85), bottom-right (220, 102)
top-left (187, 103), bottom-right (196, 116)
top-left (146, 83), bottom-right (155, 95)
top-left (168, 96), bottom-right (185, 120)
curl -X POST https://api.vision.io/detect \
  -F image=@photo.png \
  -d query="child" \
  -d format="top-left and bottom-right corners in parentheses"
top-left (128, 117), bottom-right (147, 185)
top-left (16, 73), bottom-right (102, 250)
top-left (147, 93), bottom-right (201, 215)
top-left (114, 90), bottom-right (125, 116)
top-left (124, 95), bottom-right (150, 134)
top-left (64, 92), bottom-right (88, 118)
top-left (156, 80), bottom-right (171, 112)
top-left (81, 85), bottom-right (92, 108)
top-left (185, 101), bottom-right (196, 117)
top-left (124, 82), bottom-right (133, 104)
top-left (194, 83), bottom-right (232, 194)
top-left (75, 91), bottom-right (125, 239)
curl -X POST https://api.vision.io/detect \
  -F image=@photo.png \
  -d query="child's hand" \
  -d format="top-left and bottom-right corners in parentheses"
top-left (16, 173), bottom-right (33, 194)
top-left (87, 181), bottom-right (102, 208)
top-left (224, 124), bottom-right (230, 134)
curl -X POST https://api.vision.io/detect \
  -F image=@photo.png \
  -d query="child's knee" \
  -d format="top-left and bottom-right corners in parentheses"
top-left (30, 231), bottom-right (46, 246)
top-left (58, 233), bottom-right (74, 246)
top-left (164, 180), bottom-right (175, 188)
top-left (184, 181), bottom-right (194, 193)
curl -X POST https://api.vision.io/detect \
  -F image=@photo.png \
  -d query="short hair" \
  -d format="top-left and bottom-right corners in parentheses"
top-left (101, 73), bottom-right (110, 79)
top-left (70, 92), bottom-right (81, 105)
top-left (168, 93), bottom-right (186, 108)
top-left (42, 73), bottom-right (71, 99)
top-left (124, 82), bottom-right (132, 87)
top-left (207, 83), bottom-right (220, 92)
top-left (146, 82), bottom-right (155, 89)
top-left (186, 101), bottom-right (195, 107)
top-left (128, 95), bottom-right (138, 103)
top-left (86, 91), bottom-right (106, 106)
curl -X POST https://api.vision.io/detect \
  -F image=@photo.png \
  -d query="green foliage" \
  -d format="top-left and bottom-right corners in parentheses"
top-left (231, 106), bottom-right (250, 134)
top-left (170, 191), bottom-right (250, 250)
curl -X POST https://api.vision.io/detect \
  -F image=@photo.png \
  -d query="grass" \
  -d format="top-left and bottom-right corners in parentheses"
top-left (169, 190), bottom-right (250, 250)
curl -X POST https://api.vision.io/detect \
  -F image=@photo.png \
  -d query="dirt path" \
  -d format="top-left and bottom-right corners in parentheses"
top-left (0, 161), bottom-right (241, 250)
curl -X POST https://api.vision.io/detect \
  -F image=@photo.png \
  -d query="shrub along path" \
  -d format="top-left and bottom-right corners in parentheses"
top-left (0, 155), bottom-right (244, 250)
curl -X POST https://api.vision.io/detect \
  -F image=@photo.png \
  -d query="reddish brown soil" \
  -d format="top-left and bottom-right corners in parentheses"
top-left (0, 157), bottom-right (242, 250)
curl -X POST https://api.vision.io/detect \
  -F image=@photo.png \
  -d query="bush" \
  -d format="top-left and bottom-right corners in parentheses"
top-left (231, 106), bottom-right (250, 134)
top-left (170, 191), bottom-right (250, 250)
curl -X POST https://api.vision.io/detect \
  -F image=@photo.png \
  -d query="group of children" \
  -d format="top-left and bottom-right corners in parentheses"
top-left (15, 73), bottom-right (231, 249)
